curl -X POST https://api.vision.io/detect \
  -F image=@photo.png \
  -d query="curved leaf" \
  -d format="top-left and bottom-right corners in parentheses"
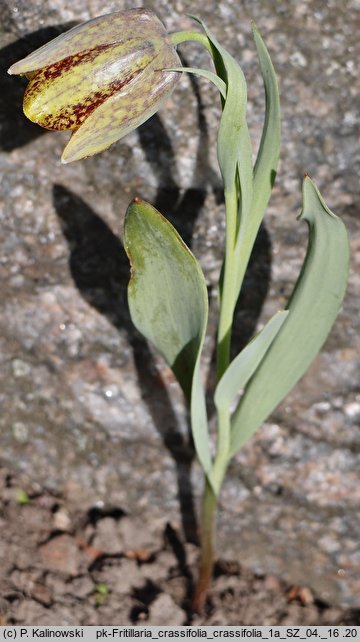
top-left (124, 199), bottom-right (212, 478)
top-left (165, 66), bottom-right (226, 98)
top-left (233, 24), bottom-right (281, 304)
top-left (214, 310), bottom-right (288, 412)
top-left (230, 177), bottom-right (349, 456)
top-left (251, 23), bottom-right (281, 225)
top-left (189, 16), bottom-right (253, 213)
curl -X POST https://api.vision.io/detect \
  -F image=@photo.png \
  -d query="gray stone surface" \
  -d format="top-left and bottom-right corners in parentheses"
top-left (1, 0), bottom-right (359, 607)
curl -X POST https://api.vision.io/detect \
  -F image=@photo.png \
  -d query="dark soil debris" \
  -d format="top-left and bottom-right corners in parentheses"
top-left (1, 466), bottom-right (360, 626)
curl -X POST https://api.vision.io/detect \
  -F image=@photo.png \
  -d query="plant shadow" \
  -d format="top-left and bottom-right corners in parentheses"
top-left (53, 182), bottom-right (199, 545)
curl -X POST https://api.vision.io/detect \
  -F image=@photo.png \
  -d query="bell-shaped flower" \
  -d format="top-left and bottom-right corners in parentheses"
top-left (8, 9), bottom-right (181, 162)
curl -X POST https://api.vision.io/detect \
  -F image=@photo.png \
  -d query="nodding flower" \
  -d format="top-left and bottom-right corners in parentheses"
top-left (8, 8), bottom-right (181, 163)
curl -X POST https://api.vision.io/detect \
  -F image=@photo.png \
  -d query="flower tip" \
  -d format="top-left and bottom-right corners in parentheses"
top-left (61, 140), bottom-right (82, 164)
top-left (61, 145), bottom-right (74, 164)
top-left (7, 60), bottom-right (27, 75)
top-left (61, 145), bottom-right (91, 164)
top-left (61, 150), bottom-right (78, 164)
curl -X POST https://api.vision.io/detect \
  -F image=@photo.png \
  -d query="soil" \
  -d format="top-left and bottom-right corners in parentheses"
top-left (1, 466), bottom-right (359, 627)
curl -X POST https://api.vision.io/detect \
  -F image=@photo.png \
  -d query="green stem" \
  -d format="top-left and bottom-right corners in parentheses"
top-left (212, 408), bottom-right (231, 492)
top-left (192, 479), bottom-right (217, 612)
top-left (216, 188), bottom-right (239, 382)
top-left (171, 25), bottom-right (238, 612)
top-left (170, 29), bottom-right (238, 382)
top-left (169, 30), bottom-right (213, 54)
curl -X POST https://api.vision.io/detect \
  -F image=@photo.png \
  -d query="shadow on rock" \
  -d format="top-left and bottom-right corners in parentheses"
top-left (137, 52), bottom-right (220, 249)
top-left (53, 184), bottom-right (199, 544)
top-left (1, 23), bottom-right (75, 152)
top-left (232, 224), bottom-right (272, 355)
top-left (206, 223), bottom-right (272, 404)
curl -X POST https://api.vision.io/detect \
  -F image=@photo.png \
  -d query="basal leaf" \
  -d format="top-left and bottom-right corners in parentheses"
top-left (230, 177), bottom-right (349, 456)
top-left (124, 199), bottom-right (212, 479)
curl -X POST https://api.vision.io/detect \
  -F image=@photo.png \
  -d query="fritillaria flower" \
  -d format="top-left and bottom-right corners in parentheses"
top-left (8, 8), bottom-right (181, 162)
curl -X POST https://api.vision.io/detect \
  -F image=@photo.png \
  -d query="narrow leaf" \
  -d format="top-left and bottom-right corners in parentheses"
top-left (230, 177), bottom-right (349, 456)
top-left (124, 199), bottom-right (212, 478)
top-left (190, 15), bottom-right (253, 211)
top-left (166, 66), bottom-right (227, 98)
top-left (233, 25), bottom-right (281, 301)
top-left (214, 311), bottom-right (288, 412)
top-left (251, 23), bottom-right (281, 222)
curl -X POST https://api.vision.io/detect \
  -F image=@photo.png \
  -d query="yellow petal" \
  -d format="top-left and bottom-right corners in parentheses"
top-left (61, 46), bottom-right (180, 162)
top-left (23, 40), bottom-right (156, 131)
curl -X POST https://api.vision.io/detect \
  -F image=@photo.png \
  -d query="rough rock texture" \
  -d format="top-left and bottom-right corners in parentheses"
top-left (1, 0), bottom-right (359, 610)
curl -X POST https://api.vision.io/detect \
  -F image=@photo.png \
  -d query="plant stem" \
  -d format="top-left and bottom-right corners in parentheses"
top-left (216, 188), bottom-right (239, 382)
top-left (169, 30), bottom-right (213, 54)
top-left (192, 479), bottom-right (217, 613)
top-left (192, 188), bottom-right (238, 612)
top-left (171, 25), bottom-right (239, 612)
top-left (192, 408), bottom-right (229, 612)
top-left (170, 30), bottom-right (239, 383)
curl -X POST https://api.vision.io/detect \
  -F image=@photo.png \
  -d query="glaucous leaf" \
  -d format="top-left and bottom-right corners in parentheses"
top-left (165, 66), bottom-right (227, 98)
top-left (190, 16), bottom-right (253, 212)
top-left (250, 24), bottom-right (281, 226)
top-left (214, 311), bottom-right (288, 413)
top-left (233, 24), bottom-right (281, 305)
top-left (124, 199), bottom-right (212, 479)
top-left (230, 177), bottom-right (349, 456)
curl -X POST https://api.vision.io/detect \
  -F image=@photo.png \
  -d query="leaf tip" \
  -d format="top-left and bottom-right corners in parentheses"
top-left (299, 174), bottom-right (339, 224)
top-left (186, 13), bottom-right (200, 22)
top-left (302, 173), bottom-right (317, 195)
